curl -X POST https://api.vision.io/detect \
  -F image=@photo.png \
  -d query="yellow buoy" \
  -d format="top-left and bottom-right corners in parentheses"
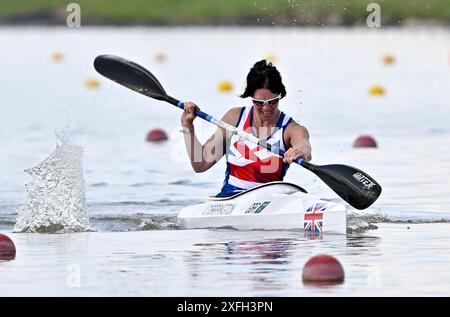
top-left (217, 80), bottom-right (233, 93)
top-left (85, 78), bottom-right (100, 89)
top-left (265, 53), bottom-right (277, 63)
top-left (51, 51), bottom-right (64, 62)
top-left (154, 52), bottom-right (167, 63)
top-left (382, 53), bottom-right (395, 65)
top-left (368, 84), bottom-right (385, 96)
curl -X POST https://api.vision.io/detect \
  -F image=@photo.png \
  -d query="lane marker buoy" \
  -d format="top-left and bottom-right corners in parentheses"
top-left (51, 51), bottom-right (64, 63)
top-left (146, 128), bottom-right (168, 142)
top-left (217, 80), bottom-right (233, 93)
top-left (154, 52), bottom-right (167, 63)
top-left (368, 84), bottom-right (385, 96)
top-left (0, 233), bottom-right (16, 261)
top-left (85, 78), bottom-right (101, 89)
top-left (302, 254), bottom-right (344, 284)
top-left (353, 135), bottom-right (378, 148)
top-left (265, 53), bottom-right (277, 63)
top-left (382, 53), bottom-right (395, 65)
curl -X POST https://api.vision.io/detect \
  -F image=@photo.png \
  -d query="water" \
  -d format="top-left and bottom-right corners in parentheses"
top-left (1, 26), bottom-right (450, 296)
top-left (14, 130), bottom-right (89, 233)
top-left (3, 223), bottom-right (450, 296)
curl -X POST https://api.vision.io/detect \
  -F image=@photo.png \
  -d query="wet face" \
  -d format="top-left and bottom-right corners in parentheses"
top-left (251, 88), bottom-right (280, 124)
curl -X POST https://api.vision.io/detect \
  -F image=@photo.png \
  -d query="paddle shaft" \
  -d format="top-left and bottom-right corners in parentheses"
top-left (164, 95), bottom-right (308, 167)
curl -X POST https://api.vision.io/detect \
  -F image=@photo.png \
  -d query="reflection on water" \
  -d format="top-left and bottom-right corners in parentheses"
top-left (224, 239), bottom-right (293, 265)
top-left (185, 238), bottom-right (295, 292)
top-left (182, 232), bottom-right (347, 293)
top-left (304, 231), bottom-right (323, 240)
top-left (345, 235), bottom-right (382, 256)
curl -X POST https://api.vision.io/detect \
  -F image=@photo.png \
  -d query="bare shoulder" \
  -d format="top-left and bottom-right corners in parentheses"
top-left (285, 119), bottom-right (310, 139)
top-left (221, 106), bottom-right (244, 126)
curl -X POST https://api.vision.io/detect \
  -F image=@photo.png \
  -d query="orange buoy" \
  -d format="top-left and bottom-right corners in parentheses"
top-left (302, 254), bottom-right (344, 284)
top-left (353, 135), bottom-right (378, 148)
top-left (146, 128), bottom-right (168, 142)
top-left (0, 233), bottom-right (16, 261)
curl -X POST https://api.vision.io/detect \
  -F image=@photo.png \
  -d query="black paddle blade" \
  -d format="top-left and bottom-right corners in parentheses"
top-left (303, 163), bottom-right (382, 210)
top-left (94, 54), bottom-right (167, 100)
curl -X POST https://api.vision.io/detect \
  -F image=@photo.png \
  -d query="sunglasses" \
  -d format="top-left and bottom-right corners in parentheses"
top-left (251, 94), bottom-right (281, 107)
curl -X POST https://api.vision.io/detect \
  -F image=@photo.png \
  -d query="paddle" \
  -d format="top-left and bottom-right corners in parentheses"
top-left (94, 54), bottom-right (382, 209)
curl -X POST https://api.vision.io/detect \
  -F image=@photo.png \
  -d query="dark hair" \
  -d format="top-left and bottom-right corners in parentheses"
top-left (240, 60), bottom-right (286, 99)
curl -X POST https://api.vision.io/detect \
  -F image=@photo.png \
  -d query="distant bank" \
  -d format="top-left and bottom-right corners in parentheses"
top-left (0, 0), bottom-right (449, 26)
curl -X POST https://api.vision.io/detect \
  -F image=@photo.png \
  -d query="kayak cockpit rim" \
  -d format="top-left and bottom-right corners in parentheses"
top-left (207, 181), bottom-right (307, 201)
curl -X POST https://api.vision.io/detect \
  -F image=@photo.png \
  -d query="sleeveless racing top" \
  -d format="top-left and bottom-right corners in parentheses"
top-left (217, 106), bottom-right (293, 197)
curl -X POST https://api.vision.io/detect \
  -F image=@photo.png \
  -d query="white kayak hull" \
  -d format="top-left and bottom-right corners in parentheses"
top-left (177, 182), bottom-right (347, 234)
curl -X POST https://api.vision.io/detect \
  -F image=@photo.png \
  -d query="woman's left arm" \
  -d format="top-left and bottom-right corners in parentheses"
top-left (283, 121), bottom-right (312, 163)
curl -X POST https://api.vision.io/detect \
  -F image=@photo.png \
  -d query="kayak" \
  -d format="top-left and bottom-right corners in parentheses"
top-left (177, 181), bottom-right (347, 234)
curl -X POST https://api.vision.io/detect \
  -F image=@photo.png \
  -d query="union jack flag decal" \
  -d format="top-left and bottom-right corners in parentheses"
top-left (304, 203), bottom-right (327, 232)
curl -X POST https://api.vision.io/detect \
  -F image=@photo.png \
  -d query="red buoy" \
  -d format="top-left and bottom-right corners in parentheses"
top-left (302, 254), bottom-right (344, 284)
top-left (146, 128), bottom-right (168, 142)
top-left (353, 135), bottom-right (377, 148)
top-left (0, 233), bottom-right (16, 261)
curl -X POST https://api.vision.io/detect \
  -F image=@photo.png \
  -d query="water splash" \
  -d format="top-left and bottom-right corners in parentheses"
top-left (346, 207), bottom-right (387, 233)
top-left (14, 131), bottom-right (89, 233)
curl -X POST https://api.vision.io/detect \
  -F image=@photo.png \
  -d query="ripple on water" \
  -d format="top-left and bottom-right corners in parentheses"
top-left (89, 214), bottom-right (180, 232)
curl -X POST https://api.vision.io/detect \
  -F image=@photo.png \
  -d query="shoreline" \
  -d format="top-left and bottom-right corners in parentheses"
top-left (1, 18), bottom-right (449, 28)
top-left (1, 2), bottom-right (449, 28)
top-left (0, 21), bottom-right (449, 29)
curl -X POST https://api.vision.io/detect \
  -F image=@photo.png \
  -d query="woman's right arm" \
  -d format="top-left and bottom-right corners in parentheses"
top-left (181, 102), bottom-right (241, 173)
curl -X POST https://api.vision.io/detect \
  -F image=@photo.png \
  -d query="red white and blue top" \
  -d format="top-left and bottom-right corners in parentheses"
top-left (217, 106), bottom-right (293, 197)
